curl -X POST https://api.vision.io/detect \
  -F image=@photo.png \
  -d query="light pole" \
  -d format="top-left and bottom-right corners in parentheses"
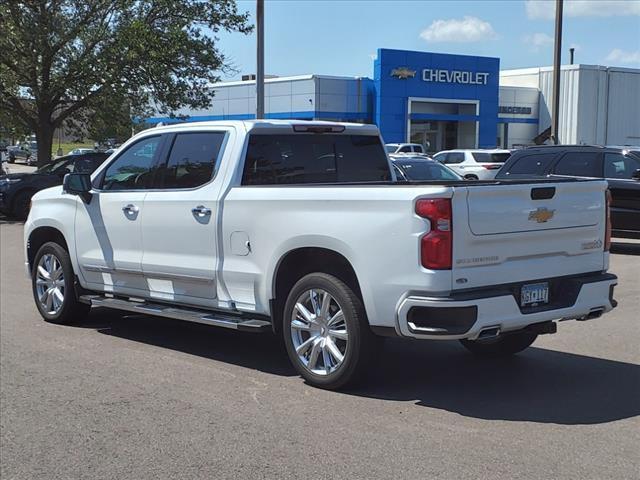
top-left (551, 0), bottom-right (563, 144)
top-left (256, 0), bottom-right (265, 119)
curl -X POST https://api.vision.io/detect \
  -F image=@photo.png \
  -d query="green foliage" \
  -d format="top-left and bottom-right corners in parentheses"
top-left (0, 0), bottom-right (251, 164)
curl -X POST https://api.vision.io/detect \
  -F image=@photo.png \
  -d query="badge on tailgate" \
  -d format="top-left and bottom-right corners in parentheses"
top-left (528, 207), bottom-right (555, 223)
top-left (521, 282), bottom-right (549, 307)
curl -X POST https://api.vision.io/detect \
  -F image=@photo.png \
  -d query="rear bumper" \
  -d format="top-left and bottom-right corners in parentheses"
top-left (396, 272), bottom-right (617, 340)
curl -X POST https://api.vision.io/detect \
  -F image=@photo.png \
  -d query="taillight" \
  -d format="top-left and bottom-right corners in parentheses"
top-left (481, 164), bottom-right (502, 170)
top-left (416, 198), bottom-right (452, 270)
top-left (604, 189), bottom-right (612, 251)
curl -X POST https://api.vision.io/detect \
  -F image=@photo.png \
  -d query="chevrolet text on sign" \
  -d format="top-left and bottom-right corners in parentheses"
top-left (422, 69), bottom-right (489, 85)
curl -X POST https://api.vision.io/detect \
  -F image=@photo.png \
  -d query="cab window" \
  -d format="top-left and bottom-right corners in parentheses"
top-left (604, 153), bottom-right (640, 179)
top-left (157, 132), bottom-right (226, 189)
top-left (101, 136), bottom-right (161, 190)
top-left (553, 152), bottom-right (601, 177)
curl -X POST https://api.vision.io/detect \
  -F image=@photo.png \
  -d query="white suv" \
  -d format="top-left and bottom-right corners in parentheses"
top-left (433, 149), bottom-right (511, 180)
top-left (385, 143), bottom-right (428, 156)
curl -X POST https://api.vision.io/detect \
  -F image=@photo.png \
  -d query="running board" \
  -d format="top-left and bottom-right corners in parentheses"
top-left (80, 295), bottom-right (271, 332)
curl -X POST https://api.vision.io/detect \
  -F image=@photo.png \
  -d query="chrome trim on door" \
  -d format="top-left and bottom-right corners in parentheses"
top-left (143, 270), bottom-right (214, 283)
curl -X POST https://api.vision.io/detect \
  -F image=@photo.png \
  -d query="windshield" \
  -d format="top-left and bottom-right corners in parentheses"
top-left (36, 158), bottom-right (70, 173)
top-left (385, 145), bottom-right (398, 153)
top-left (393, 160), bottom-right (461, 181)
top-left (471, 152), bottom-right (510, 163)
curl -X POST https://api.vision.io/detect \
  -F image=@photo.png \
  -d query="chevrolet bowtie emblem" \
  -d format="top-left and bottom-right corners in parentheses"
top-left (528, 207), bottom-right (555, 223)
top-left (390, 67), bottom-right (416, 79)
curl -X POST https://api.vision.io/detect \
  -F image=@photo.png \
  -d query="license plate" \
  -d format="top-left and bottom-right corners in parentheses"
top-left (521, 282), bottom-right (549, 307)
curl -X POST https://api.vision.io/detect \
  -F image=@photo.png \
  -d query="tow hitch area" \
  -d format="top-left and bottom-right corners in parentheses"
top-left (576, 307), bottom-right (606, 321)
top-left (524, 321), bottom-right (557, 335)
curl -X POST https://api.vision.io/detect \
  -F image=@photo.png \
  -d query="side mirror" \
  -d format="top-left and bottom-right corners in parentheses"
top-left (632, 169), bottom-right (640, 180)
top-left (63, 173), bottom-right (92, 203)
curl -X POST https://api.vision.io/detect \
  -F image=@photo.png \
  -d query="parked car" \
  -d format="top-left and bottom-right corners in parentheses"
top-left (0, 152), bottom-right (108, 219)
top-left (391, 156), bottom-right (463, 181)
top-left (385, 143), bottom-right (429, 156)
top-left (24, 120), bottom-right (617, 389)
top-left (433, 149), bottom-right (512, 180)
top-left (68, 148), bottom-right (96, 156)
top-left (496, 145), bottom-right (640, 239)
top-left (7, 141), bottom-right (38, 166)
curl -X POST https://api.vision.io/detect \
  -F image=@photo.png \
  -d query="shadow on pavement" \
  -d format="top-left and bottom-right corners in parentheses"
top-left (83, 307), bottom-right (296, 377)
top-left (80, 307), bottom-right (640, 426)
top-left (610, 241), bottom-right (640, 256)
top-left (348, 338), bottom-right (640, 425)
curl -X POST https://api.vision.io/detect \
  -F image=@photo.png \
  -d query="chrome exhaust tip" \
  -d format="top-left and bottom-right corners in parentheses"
top-left (477, 326), bottom-right (501, 340)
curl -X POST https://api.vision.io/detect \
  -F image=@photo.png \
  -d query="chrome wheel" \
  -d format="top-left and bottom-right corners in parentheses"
top-left (290, 288), bottom-right (348, 376)
top-left (35, 253), bottom-right (65, 315)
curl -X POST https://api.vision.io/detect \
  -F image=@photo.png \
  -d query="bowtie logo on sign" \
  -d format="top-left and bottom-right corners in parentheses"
top-left (422, 69), bottom-right (489, 85)
top-left (390, 67), bottom-right (417, 79)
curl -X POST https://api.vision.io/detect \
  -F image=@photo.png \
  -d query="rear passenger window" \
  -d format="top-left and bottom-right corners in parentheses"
top-left (242, 134), bottom-right (391, 185)
top-left (159, 132), bottom-right (226, 189)
top-left (604, 153), bottom-right (639, 179)
top-left (505, 153), bottom-right (555, 176)
top-left (554, 152), bottom-right (601, 177)
top-left (398, 146), bottom-right (412, 153)
top-left (445, 153), bottom-right (464, 164)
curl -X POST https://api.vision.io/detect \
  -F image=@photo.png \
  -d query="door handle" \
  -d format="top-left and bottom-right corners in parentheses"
top-left (122, 204), bottom-right (139, 215)
top-left (191, 205), bottom-right (212, 217)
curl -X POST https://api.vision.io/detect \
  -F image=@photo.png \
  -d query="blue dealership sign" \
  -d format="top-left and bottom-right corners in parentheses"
top-left (373, 48), bottom-right (500, 148)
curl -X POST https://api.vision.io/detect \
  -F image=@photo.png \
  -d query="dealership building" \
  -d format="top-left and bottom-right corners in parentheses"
top-left (147, 48), bottom-right (640, 152)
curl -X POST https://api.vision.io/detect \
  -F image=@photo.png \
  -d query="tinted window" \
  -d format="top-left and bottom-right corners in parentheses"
top-left (73, 155), bottom-right (108, 173)
top-left (432, 153), bottom-right (446, 163)
top-left (554, 152), bottom-right (601, 177)
top-left (604, 153), bottom-right (640, 179)
top-left (242, 134), bottom-right (391, 185)
top-left (393, 161), bottom-right (461, 181)
top-left (471, 152), bottom-right (510, 163)
top-left (413, 145), bottom-right (424, 153)
top-left (445, 152), bottom-right (465, 164)
top-left (159, 132), bottom-right (225, 189)
top-left (37, 158), bottom-right (72, 174)
top-left (398, 145), bottom-right (412, 153)
top-left (101, 136), bottom-right (161, 190)
top-left (502, 152), bottom-right (556, 176)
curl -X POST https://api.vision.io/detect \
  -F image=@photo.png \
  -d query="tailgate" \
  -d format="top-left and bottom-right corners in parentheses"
top-left (451, 180), bottom-right (608, 290)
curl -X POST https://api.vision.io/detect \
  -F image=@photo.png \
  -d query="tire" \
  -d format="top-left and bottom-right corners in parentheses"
top-left (31, 242), bottom-right (90, 324)
top-left (464, 174), bottom-right (479, 180)
top-left (11, 190), bottom-right (34, 220)
top-left (282, 273), bottom-right (378, 390)
top-left (459, 331), bottom-right (537, 357)
top-left (8, 155), bottom-right (15, 163)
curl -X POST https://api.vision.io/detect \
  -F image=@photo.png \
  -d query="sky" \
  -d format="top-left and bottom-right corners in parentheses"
top-left (216, 0), bottom-right (640, 80)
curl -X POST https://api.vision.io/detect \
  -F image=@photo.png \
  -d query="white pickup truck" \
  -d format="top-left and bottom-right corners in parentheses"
top-left (25, 120), bottom-right (617, 389)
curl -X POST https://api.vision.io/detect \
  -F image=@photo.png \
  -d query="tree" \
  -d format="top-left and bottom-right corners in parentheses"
top-left (0, 0), bottom-right (251, 165)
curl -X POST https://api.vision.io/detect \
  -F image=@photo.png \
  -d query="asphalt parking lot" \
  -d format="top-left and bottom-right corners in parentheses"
top-left (1, 222), bottom-right (639, 479)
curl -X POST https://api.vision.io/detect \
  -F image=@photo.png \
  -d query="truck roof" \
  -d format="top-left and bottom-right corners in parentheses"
top-left (146, 119), bottom-right (380, 135)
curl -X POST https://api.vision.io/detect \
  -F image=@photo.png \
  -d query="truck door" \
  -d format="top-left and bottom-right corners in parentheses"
top-left (74, 134), bottom-right (165, 295)
top-left (140, 128), bottom-right (233, 309)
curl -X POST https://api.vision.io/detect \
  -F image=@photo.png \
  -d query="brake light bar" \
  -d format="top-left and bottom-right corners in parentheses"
top-left (293, 124), bottom-right (345, 133)
top-left (605, 189), bottom-right (612, 252)
top-left (415, 198), bottom-right (452, 270)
